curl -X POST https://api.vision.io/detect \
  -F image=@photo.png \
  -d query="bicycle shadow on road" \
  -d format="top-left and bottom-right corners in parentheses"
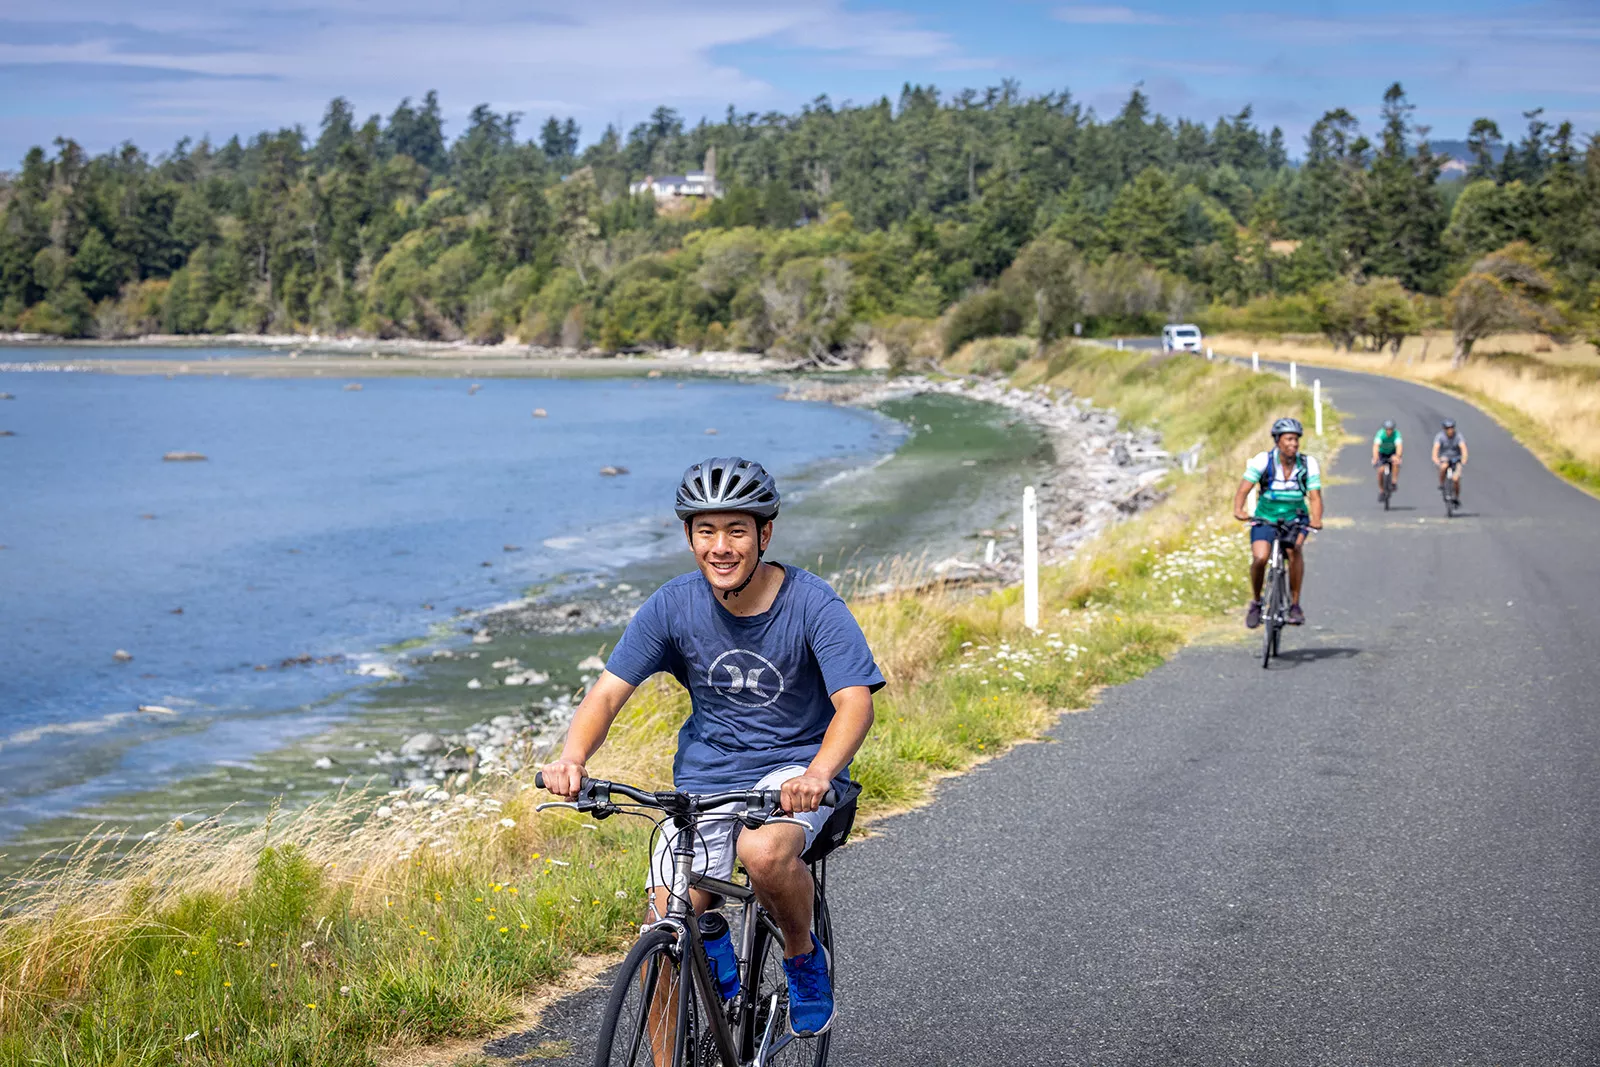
top-left (1269, 646), bottom-right (1362, 668)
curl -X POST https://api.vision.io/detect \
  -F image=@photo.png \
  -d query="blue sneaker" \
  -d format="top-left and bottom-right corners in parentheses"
top-left (701, 926), bottom-right (741, 1001)
top-left (781, 932), bottom-right (834, 1037)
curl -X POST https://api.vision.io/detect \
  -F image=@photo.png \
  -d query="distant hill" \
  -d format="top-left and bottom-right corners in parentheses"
top-left (1429, 139), bottom-right (1506, 164)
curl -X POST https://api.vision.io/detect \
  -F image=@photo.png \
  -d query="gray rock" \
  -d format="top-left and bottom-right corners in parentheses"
top-left (400, 732), bottom-right (446, 757)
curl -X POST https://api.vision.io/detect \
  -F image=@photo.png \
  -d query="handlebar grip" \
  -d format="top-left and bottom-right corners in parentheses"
top-left (534, 771), bottom-right (544, 789)
top-left (821, 789), bottom-right (840, 808)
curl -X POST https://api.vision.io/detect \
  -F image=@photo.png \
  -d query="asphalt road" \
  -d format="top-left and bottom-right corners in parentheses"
top-left (501, 356), bottom-right (1600, 1065)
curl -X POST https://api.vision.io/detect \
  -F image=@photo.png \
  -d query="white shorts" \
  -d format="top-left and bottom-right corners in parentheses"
top-left (645, 765), bottom-right (832, 891)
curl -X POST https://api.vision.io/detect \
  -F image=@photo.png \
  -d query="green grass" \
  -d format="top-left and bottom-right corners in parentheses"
top-left (0, 343), bottom-right (1321, 1066)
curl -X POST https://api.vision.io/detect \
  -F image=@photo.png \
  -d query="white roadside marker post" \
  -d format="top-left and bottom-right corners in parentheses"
top-left (1023, 486), bottom-right (1039, 631)
top-left (1290, 361), bottom-right (1298, 389)
top-left (1206, 346), bottom-right (1213, 360)
top-left (1116, 338), bottom-right (1124, 351)
top-left (1314, 379), bottom-right (1324, 437)
top-left (1252, 351), bottom-right (1260, 372)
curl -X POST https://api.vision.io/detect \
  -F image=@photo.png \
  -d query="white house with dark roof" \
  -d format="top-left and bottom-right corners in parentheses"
top-left (630, 172), bottom-right (723, 199)
top-left (629, 149), bottom-right (725, 200)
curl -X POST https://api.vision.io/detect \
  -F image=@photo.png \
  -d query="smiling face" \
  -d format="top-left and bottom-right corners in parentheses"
top-left (1276, 432), bottom-right (1301, 459)
top-left (685, 511), bottom-right (772, 594)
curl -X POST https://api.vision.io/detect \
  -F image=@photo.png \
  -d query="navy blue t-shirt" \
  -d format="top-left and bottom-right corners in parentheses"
top-left (604, 564), bottom-right (885, 792)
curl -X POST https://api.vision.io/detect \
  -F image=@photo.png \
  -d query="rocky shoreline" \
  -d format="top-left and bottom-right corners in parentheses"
top-left (784, 374), bottom-right (1172, 583)
top-left (379, 370), bottom-right (1176, 793)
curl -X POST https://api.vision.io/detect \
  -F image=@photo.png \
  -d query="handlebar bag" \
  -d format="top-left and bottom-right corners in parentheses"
top-left (801, 779), bottom-right (863, 864)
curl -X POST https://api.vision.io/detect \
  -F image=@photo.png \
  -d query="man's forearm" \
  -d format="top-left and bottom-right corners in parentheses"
top-left (806, 690), bottom-right (875, 782)
top-left (557, 672), bottom-right (634, 763)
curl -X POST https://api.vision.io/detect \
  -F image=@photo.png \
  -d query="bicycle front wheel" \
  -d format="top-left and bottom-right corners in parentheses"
top-left (595, 927), bottom-right (705, 1067)
top-left (747, 886), bottom-right (832, 1066)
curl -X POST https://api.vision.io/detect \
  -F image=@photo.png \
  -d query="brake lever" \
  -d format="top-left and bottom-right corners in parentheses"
top-left (535, 798), bottom-right (621, 819)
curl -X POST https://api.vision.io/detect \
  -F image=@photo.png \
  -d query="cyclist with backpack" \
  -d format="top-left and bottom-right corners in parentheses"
top-left (1372, 419), bottom-right (1403, 500)
top-left (540, 456), bottom-right (883, 1039)
top-left (1233, 418), bottom-right (1324, 628)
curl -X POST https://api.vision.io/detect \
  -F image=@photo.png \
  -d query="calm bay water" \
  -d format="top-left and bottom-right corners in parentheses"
top-left (0, 357), bottom-right (1050, 865)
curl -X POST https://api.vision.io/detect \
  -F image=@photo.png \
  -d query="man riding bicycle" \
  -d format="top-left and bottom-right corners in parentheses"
top-left (1233, 417), bottom-right (1324, 628)
top-left (540, 456), bottom-right (882, 1039)
top-left (1432, 418), bottom-right (1468, 503)
top-left (1372, 418), bottom-right (1403, 499)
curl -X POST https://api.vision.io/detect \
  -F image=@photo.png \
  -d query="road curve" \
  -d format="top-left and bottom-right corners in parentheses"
top-left (501, 357), bottom-right (1600, 1065)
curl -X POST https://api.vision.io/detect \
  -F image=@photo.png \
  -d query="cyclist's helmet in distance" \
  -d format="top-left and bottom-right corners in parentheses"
top-left (1441, 418), bottom-right (1456, 429)
top-left (675, 456), bottom-right (781, 523)
top-left (1271, 417), bottom-right (1304, 439)
top-left (1383, 418), bottom-right (1396, 431)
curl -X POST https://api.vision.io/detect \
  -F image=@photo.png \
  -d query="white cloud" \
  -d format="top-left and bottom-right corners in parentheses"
top-left (1052, 5), bottom-right (1174, 26)
top-left (0, 0), bottom-right (980, 158)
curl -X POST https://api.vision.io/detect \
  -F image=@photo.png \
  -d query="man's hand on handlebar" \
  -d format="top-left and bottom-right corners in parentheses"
top-left (780, 773), bottom-right (833, 814)
top-left (539, 759), bottom-right (586, 799)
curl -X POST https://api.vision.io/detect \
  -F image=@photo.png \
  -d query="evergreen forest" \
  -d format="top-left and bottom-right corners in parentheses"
top-left (2, 81), bottom-right (1595, 362)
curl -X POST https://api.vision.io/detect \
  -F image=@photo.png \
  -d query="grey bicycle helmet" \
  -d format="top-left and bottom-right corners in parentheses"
top-left (1271, 417), bottom-right (1304, 438)
top-left (675, 457), bottom-right (781, 522)
top-left (1383, 419), bottom-right (1396, 430)
top-left (1441, 418), bottom-right (1456, 429)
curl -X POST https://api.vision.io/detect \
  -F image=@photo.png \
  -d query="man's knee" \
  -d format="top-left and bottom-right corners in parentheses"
top-left (736, 825), bottom-right (804, 883)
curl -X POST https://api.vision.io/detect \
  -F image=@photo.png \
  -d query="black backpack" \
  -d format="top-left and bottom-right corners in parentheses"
top-left (1259, 450), bottom-right (1309, 495)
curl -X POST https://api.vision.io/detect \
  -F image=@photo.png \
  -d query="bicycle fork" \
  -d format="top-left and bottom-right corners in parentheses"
top-left (657, 821), bottom-right (743, 1067)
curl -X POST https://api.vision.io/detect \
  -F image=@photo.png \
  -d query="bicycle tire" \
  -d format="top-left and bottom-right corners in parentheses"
top-left (1382, 466), bottom-right (1392, 510)
top-left (594, 926), bottom-right (706, 1067)
top-left (746, 881), bottom-right (832, 1066)
top-left (1260, 564), bottom-right (1278, 669)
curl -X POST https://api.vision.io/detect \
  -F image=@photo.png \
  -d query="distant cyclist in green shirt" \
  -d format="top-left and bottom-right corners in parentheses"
top-left (1372, 419), bottom-right (1403, 500)
top-left (1233, 417), bottom-right (1324, 628)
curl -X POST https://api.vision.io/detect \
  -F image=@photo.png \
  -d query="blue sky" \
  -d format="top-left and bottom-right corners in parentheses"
top-left (1, 0), bottom-right (1596, 168)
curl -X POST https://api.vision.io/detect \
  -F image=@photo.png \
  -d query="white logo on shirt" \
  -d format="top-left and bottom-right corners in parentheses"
top-left (706, 649), bottom-right (785, 709)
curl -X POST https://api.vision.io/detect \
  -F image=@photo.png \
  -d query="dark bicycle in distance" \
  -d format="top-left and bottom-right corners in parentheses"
top-left (1246, 518), bottom-right (1307, 668)
top-left (1377, 457), bottom-right (1397, 510)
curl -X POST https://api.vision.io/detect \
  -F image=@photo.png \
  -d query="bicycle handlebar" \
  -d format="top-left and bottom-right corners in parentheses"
top-left (533, 771), bottom-right (838, 812)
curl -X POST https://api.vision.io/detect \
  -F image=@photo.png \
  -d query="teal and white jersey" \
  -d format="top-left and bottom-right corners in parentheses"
top-left (1373, 427), bottom-right (1402, 453)
top-left (1243, 449), bottom-right (1322, 522)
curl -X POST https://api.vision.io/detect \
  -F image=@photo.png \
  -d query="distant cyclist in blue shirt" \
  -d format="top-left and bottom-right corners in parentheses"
top-left (541, 457), bottom-right (882, 1038)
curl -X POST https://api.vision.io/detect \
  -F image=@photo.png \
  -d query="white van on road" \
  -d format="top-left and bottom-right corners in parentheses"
top-left (1162, 323), bottom-right (1203, 353)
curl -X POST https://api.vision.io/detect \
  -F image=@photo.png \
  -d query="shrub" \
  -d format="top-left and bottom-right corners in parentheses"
top-left (943, 288), bottom-right (1025, 355)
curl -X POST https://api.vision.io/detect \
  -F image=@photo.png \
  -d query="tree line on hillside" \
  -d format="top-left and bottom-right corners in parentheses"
top-left (1, 81), bottom-right (1594, 365)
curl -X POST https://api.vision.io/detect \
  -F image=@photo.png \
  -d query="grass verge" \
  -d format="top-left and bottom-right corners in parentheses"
top-left (0, 344), bottom-right (1322, 1066)
top-left (1210, 331), bottom-right (1600, 496)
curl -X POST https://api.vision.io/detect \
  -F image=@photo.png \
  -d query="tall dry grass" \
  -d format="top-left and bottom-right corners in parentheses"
top-left (1210, 331), bottom-right (1600, 486)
